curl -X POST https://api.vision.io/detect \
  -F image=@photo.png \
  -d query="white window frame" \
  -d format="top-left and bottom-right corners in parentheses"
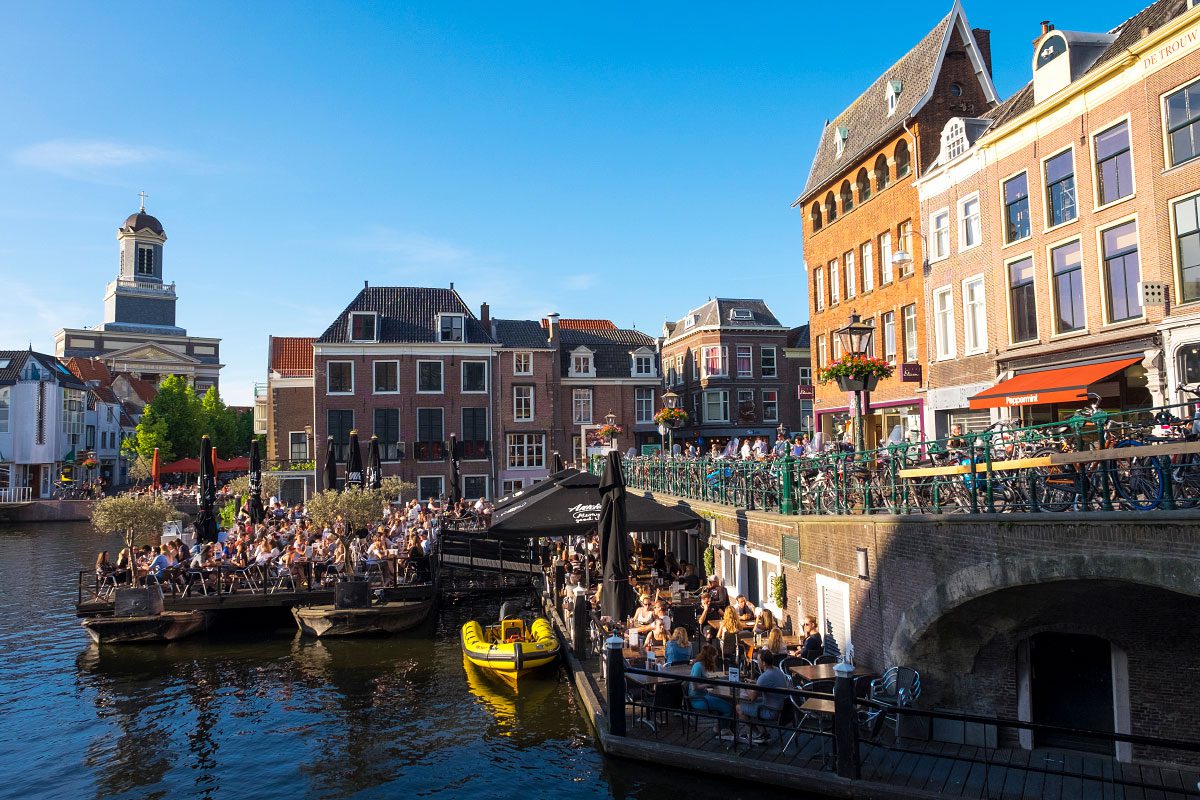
top-left (1096, 214), bottom-right (1145, 326)
top-left (1163, 77), bottom-right (1200, 170)
top-left (326, 361), bottom-right (354, 395)
top-left (829, 258), bottom-right (840, 304)
top-left (569, 348), bottom-right (595, 378)
top-left (635, 388), bottom-right (654, 423)
top-left (513, 385), bottom-right (534, 422)
top-left (930, 208), bottom-right (950, 260)
top-left (815, 573), bottom-right (853, 659)
top-left (461, 474), bottom-right (489, 500)
top-left (861, 241), bottom-right (874, 292)
top-left (348, 311), bottom-right (379, 343)
top-left (882, 311), bottom-right (896, 364)
top-left (461, 360), bottom-right (488, 393)
top-left (736, 345), bottom-right (753, 378)
top-left (417, 476), bottom-right (445, 501)
top-left (513, 351), bottom-right (533, 375)
top-left (691, 349), bottom-right (700, 380)
top-left (961, 275), bottom-right (987, 356)
top-left (880, 232), bottom-right (893, 284)
top-left (1171, 192), bottom-right (1200, 306)
top-left (817, 335), bottom-right (828, 368)
top-left (506, 433), bottom-right (546, 470)
top-left (372, 360), bottom-right (399, 394)
top-left (572, 388), bottom-right (593, 424)
top-left (762, 389), bottom-right (779, 423)
top-left (437, 313), bottom-right (465, 343)
top-left (760, 345), bottom-right (778, 378)
top-left (1047, 234), bottom-right (1089, 335)
top-left (814, 267), bottom-right (825, 312)
top-left (933, 286), bottom-right (956, 361)
top-left (958, 193), bottom-right (981, 252)
top-left (416, 359), bottom-right (444, 394)
top-left (703, 389), bottom-right (730, 423)
top-left (1041, 144), bottom-right (1078, 231)
top-left (674, 355), bottom-right (684, 385)
top-left (631, 351), bottom-right (655, 377)
top-left (1001, 168), bottom-right (1033, 246)
top-left (701, 345), bottom-right (728, 379)
top-left (845, 250), bottom-right (856, 298)
top-left (1090, 114), bottom-right (1136, 212)
top-left (501, 479), bottom-right (523, 496)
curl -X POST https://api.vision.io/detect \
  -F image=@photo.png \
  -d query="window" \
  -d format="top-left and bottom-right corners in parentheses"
top-left (959, 195), bottom-right (981, 250)
top-left (683, 314), bottom-right (697, 330)
top-left (350, 312), bottom-right (377, 342)
top-left (501, 479), bottom-right (523, 496)
top-left (963, 276), bottom-right (986, 355)
top-left (762, 390), bottom-right (779, 423)
top-left (861, 241), bottom-right (874, 292)
top-left (1175, 195), bottom-right (1200, 302)
top-left (829, 259), bottom-right (840, 304)
top-left (840, 180), bottom-right (854, 212)
top-left (136, 246), bottom-right (154, 276)
top-left (1102, 220), bottom-right (1142, 323)
top-left (844, 250), bottom-right (856, 298)
top-left (902, 303), bottom-right (916, 362)
top-left (1008, 257), bottom-right (1038, 343)
top-left (674, 354), bottom-right (683, 385)
top-left (462, 361), bottom-right (487, 392)
top-left (636, 388), bottom-right (654, 423)
top-left (882, 311), bottom-right (896, 363)
top-left (736, 346), bottom-right (753, 378)
top-left (737, 389), bottom-right (754, 422)
top-left (760, 345), bottom-right (777, 378)
top-left (418, 476), bottom-right (444, 501)
top-left (1166, 79), bottom-right (1200, 167)
top-left (416, 408), bottom-right (444, 446)
top-left (572, 389), bottom-right (592, 424)
top-left (513, 386), bottom-right (534, 421)
top-left (898, 220), bottom-right (913, 274)
top-left (874, 153), bottom-right (890, 192)
top-left (943, 119), bottom-right (967, 160)
top-left (811, 203), bottom-right (823, 232)
top-left (930, 211), bottom-right (950, 260)
top-left (373, 361), bottom-right (398, 393)
top-left (814, 267), bottom-right (825, 312)
top-left (702, 345), bottom-right (727, 378)
top-left (374, 409), bottom-right (400, 460)
top-left (1095, 122), bottom-right (1133, 205)
top-left (833, 335), bottom-right (843, 360)
top-left (513, 352), bottom-right (532, 375)
top-left (863, 316), bottom-right (876, 358)
top-left (417, 360), bottom-right (443, 393)
top-left (571, 351), bottom-right (594, 376)
top-left (1051, 240), bottom-right (1086, 333)
top-left (825, 192), bottom-right (837, 223)
top-left (691, 349), bottom-right (699, 380)
top-left (1004, 172), bottom-right (1031, 243)
top-left (886, 79), bottom-right (902, 115)
top-left (506, 433), bottom-right (545, 469)
top-left (462, 407), bottom-right (488, 445)
top-left (835, 127), bottom-right (848, 159)
top-left (462, 476), bottom-right (489, 499)
top-left (856, 168), bottom-right (871, 203)
top-left (880, 232), bottom-right (893, 284)
top-left (704, 390), bottom-right (730, 422)
top-left (632, 353), bottom-right (654, 376)
top-left (799, 366), bottom-right (812, 385)
top-left (438, 314), bottom-right (465, 342)
top-left (328, 410), bottom-right (353, 461)
top-left (1045, 149), bottom-right (1077, 226)
top-left (934, 287), bottom-right (955, 360)
top-left (894, 140), bottom-right (911, 178)
top-left (817, 335), bottom-right (827, 368)
top-left (326, 361), bottom-right (353, 394)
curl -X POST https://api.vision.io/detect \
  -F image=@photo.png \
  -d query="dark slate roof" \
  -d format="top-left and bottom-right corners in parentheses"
top-left (493, 319), bottom-right (553, 349)
top-left (982, 83), bottom-right (1034, 127)
top-left (665, 298), bottom-right (786, 342)
top-left (121, 212), bottom-right (164, 235)
top-left (800, 11), bottom-right (952, 202)
top-left (558, 327), bottom-right (657, 379)
top-left (316, 287), bottom-right (495, 344)
top-left (0, 350), bottom-right (86, 389)
top-left (787, 325), bottom-right (811, 349)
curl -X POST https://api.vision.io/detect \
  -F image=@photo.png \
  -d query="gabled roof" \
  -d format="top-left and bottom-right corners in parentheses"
top-left (540, 318), bottom-right (618, 331)
top-left (65, 357), bottom-right (114, 386)
top-left (0, 350), bottom-right (86, 389)
top-left (493, 319), bottom-right (553, 349)
top-left (798, 2), bottom-right (998, 203)
top-left (115, 373), bottom-right (158, 404)
top-left (92, 385), bottom-right (120, 405)
top-left (316, 286), bottom-right (494, 345)
top-left (664, 298), bottom-right (786, 342)
top-left (558, 326), bottom-right (657, 379)
top-left (269, 336), bottom-right (314, 377)
top-left (788, 324), bottom-right (811, 349)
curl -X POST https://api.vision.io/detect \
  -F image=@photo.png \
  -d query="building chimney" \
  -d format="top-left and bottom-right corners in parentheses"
top-left (364, 280), bottom-right (369, 289)
top-left (1041, 20), bottom-right (1053, 35)
top-left (972, 28), bottom-right (993, 77)
top-left (546, 312), bottom-right (560, 346)
top-left (479, 302), bottom-right (490, 328)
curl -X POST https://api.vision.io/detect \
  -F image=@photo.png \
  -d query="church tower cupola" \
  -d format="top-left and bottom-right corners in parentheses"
top-left (102, 193), bottom-right (184, 335)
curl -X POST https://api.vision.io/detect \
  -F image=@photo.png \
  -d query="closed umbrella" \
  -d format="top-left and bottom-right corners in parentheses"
top-left (552, 451), bottom-right (564, 473)
top-left (194, 435), bottom-right (219, 543)
top-left (449, 433), bottom-right (461, 504)
top-left (345, 430), bottom-right (364, 490)
top-left (151, 447), bottom-right (160, 492)
top-left (248, 439), bottom-right (265, 524)
top-left (599, 451), bottom-right (636, 623)
top-left (366, 435), bottom-right (382, 491)
top-left (322, 436), bottom-right (338, 492)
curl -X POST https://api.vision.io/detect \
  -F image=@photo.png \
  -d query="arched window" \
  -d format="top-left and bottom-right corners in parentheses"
top-left (825, 192), bottom-right (837, 223)
top-left (895, 139), bottom-right (911, 178)
top-left (856, 168), bottom-right (871, 203)
top-left (874, 154), bottom-right (890, 192)
top-left (811, 202), bottom-right (823, 232)
top-left (840, 181), bottom-right (854, 213)
top-left (942, 119), bottom-right (966, 162)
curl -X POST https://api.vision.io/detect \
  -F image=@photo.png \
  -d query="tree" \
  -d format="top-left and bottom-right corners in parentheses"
top-left (92, 495), bottom-right (177, 585)
top-left (306, 487), bottom-right (390, 577)
top-left (124, 377), bottom-right (257, 463)
top-left (127, 454), bottom-right (153, 484)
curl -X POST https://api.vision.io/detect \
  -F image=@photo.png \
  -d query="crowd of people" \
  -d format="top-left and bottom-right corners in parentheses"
top-left (633, 431), bottom-right (838, 462)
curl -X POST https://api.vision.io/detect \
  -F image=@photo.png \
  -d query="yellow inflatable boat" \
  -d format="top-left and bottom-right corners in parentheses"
top-left (461, 615), bottom-right (559, 686)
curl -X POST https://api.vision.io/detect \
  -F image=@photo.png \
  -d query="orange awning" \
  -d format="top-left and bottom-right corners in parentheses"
top-left (968, 357), bottom-right (1141, 410)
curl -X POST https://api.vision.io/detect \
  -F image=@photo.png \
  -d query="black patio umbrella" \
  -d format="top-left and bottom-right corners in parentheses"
top-left (552, 451), bottom-right (564, 473)
top-left (322, 436), bottom-right (338, 492)
top-left (345, 430), bottom-right (364, 491)
top-left (449, 434), bottom-right (462, 504)
top-left (248, 438), bottom-right (265, 524)
top-left (194, 435), bottom-right (220, 543)
top-left (366, 435), bottom-right (382, 491)
top-left (599, 451), bottom-right (636, 623)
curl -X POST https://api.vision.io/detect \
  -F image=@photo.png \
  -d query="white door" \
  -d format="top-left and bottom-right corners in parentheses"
top-left (816, 574), bottom-right (851, 661)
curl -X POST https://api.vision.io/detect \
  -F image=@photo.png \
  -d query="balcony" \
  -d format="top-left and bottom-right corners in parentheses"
top-left (459, 440), bottom-right (489, 460)
top-left (414, 441), bottom-right (445, 462)
top-left (112, 277), bottom-right (177, 296)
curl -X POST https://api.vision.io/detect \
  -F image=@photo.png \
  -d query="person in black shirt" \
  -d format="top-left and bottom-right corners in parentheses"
top-left (799, 614), bottom-right (824, 662)
top-left (678, 562), bottom-right (701, 592)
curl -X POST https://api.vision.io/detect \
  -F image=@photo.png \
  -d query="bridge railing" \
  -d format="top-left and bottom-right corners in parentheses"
top-left (0, 487), bottom-right (33, 503)
top-left (590, 401), bottom-right (1200, 515)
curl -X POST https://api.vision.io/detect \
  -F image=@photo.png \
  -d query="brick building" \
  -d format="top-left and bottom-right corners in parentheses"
top-left (491, 317), bottom-right (559, 495)
top-left (660, 298), bottom-right (802, 447)
top-left (918, 1), bottom-right (1200, 428)
top-left (797, 3), bottom-right (998, 447)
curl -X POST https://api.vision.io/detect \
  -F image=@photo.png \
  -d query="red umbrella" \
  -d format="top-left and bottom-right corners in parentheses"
top-left (151, 448), bottom-right (160, 491)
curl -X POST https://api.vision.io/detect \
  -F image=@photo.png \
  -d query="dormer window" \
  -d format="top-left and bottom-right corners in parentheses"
top-left (570, 348), bottom-right (595, 377)
top-left (834, 126), bottom-right (849, 158)
top-left (886, 79), bottom-right (903, 115)
top-left (349, 312), bottom-right (378, 342)
top-left (631, 350), bottom-right (655, 377)
top-left (438, 313), bottom-right (465, 343)
top-left (729, 308), bottom-right (753, 321)
top-left (682, 314), bottom-right (698, 330)
top-left (942, 119), bottom-right (967, 162)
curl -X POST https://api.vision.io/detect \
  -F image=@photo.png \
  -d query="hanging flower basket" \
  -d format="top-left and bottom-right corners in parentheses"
top-left (817, 354), bottom-right (893, 392)
top-left (654, 407), bottom-right (689, 427)
top-left (836, 375), bottom-right (879, 393)
top-left (594, 423), bottom-right (623, 440)
top-left (82, 457), bottom-right (99, 470)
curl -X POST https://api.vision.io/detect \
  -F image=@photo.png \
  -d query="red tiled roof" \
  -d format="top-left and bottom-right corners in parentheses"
top-left (539, 318), bottom-right (617, 330)
top-left (270, 336), bottom-right (314, 376)
top-left (65, 357), bottom-right (113, 385)
top-left (119, 374), bottom-right (158, 404)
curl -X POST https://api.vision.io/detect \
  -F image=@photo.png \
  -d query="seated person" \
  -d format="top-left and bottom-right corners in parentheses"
top-left (688, 645), bottom-right (734, 725)
top-left (735, 650), bottom-right (792, 743)
top-left (763, 627), bottom-right (787, 656)
top-left (753, 607), bottom-right (778, 638)
top-left (653, 599), bottom-right (672, 632)
top-left (800, 615), bottom-right (824, 663)
top-left (698, 575), bottom-right (729, 626)
top-left (678, 562), bottom-right (701, 592)
top-left (716, 605), bottom-right (743, 640)
top-left (665, 627), bottom-right (691, 665)
top-left (630, 595), bottom-right (657, 634)
top-left (732, 595), bottom-right (757, 624)
top-left (644, 618), bottom-right (670, 649)
top-left (144, 546), bottom-right (170, 585)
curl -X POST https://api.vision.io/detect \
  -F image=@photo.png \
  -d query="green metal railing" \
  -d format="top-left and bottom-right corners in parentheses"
top-left (590, 402), bottom-right (1200, 516)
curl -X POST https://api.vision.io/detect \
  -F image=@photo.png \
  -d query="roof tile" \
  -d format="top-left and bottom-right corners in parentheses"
top-left (316, 287), bottom-right (494, 344)
top-left (269, 336), bottom-right (314, 376)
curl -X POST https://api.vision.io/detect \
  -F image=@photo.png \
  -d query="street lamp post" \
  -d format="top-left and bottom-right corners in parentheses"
top-left (604, 411), bottom-right (617, 449)
top-left (662, 389), bottom-right (679, 455)
top-left (834, 313), bottom-right (876, 457)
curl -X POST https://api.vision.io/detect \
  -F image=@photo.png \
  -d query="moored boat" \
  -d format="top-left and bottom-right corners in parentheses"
top-left (81, 610), bottom-right (209, 644)
top-left (461, 614), bottom-right (559, 686)
top-left (292, 598), bottom-right (434, 637)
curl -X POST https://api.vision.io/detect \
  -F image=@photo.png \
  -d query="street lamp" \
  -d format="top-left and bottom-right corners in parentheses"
top-left (604, 411), bottom-right (617, 448)
top-left (662, 389), bottom-right (680, 455)
top-left (892, 230), bottom-right (929, 276)
top-left (834, 312), bottom-right (875, 456)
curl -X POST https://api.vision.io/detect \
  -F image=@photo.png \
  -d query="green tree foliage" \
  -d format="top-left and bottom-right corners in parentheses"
top-left (92, 494), bottom-right (177, 584)
top-left (123, 377), bottom-right (256, 462)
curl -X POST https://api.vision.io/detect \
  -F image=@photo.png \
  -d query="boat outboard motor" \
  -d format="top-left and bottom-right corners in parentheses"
top-left (499, 600), bottom-right (516, 621)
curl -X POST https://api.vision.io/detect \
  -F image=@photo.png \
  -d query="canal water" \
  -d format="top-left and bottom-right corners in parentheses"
top-left (0, 523), bottom-right (797, 800)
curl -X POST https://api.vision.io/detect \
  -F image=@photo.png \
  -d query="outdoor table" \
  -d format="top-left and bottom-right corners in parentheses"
top-left (788, 663), bottom-right (874, 683)
top-left (624, 646), bottom-right (665, 662)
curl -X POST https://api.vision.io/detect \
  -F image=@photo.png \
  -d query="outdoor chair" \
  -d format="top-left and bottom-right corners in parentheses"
top-left (625, 677), bottom-right (657, 733)
top-left (863, 666), bottom-right (921, 737)
top-left (778, 655), bottom-right (806, 674)
top-left (265, 563), bottom-right (296, 594)
top-left (814, 655), bottom-right (839, 665)
top-left (96, 571), bottom-right (119, 600)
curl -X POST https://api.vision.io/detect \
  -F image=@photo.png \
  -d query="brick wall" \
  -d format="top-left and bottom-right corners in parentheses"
top-left (266, 383), bottom-right (313, 461)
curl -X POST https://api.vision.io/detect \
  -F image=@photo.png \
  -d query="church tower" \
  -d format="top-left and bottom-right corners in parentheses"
top-left (101, 194), bottom-right (185, 335)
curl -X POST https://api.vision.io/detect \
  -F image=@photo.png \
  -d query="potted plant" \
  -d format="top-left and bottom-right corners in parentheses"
top-left (816, 353), bottom-right (895, 393)
top-left (654, 407), bottom-right (690, 427)
top-left (770, 574), bottom-right (787, 609)
top-left (594, 422), bottom-right (623, 441)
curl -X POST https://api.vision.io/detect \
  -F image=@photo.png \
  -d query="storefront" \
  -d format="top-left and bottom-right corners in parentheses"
top-left (815, 397), bottom-right (924, 450)
top-left (1159, 313), bottom-right (1200, 408)
top-left (968, 354), bottom-right (1154, 422)
top-left (925, 382), bottom-right (998, 439)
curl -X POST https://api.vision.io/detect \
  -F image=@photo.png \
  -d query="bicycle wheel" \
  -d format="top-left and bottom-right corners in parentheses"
top-left (1031, 453), bottom-right (1077, 513)
top-left (1172, 452), bottom-right (1200, 508)
top-left (1110, 440), bottom-right (1162, 510)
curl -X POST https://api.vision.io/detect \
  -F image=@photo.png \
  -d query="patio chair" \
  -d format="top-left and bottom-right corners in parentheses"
top-left (265, 563), bottom-right (296, 594)
top-left (862, 666), bottom-right (921, 736)
top-left (96, 570), bottom-right (119, 600)
top-left (814, 654), bottom-right (838, 665)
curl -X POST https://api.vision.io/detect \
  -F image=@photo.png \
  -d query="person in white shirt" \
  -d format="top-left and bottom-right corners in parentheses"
top-left (740, 440), bottom-right (752, 460)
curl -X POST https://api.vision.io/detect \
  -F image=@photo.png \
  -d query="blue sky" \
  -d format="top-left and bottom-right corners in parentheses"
top-left (1, 1), bottom-right (1131, 403)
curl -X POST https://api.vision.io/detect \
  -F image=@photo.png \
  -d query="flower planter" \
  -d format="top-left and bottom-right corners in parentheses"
top-left (836, 375), bottom-right (880, 393)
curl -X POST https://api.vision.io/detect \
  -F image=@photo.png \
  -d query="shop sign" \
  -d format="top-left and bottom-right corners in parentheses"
top-left (901, 362), bottom-right (922, 382)
top-left (796, 384), bottom-right (815, 400)
top-left (1006, 393), bottom-right (1038, 406)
